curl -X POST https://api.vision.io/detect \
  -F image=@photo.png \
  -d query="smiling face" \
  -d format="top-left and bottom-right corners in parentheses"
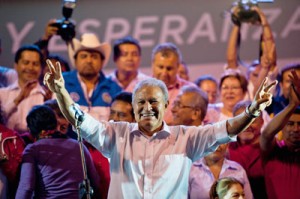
top-left (235, 107), bottom-right (263, 145)
top-left (133, 86), bottom-right (168, 136)
top-left (171, 92), bottom-right (198, 126)
top-left (220, 77), bottom-right (246, 111)
top-left (152, 52), bottom-right (179, 87)
top-left (282, 113), bottom-right (300, 148)
top-left (14, 50), bottom-right (42, 85)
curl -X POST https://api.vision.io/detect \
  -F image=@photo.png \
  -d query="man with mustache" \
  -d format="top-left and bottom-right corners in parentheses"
top-left (65, 33), bottom-right (122, 121)
top-left (44, 59), bottom-right (276, 199)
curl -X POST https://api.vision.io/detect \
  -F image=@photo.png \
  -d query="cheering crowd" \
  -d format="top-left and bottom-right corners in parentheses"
top-left (1, 4), bottom-right (300, 199)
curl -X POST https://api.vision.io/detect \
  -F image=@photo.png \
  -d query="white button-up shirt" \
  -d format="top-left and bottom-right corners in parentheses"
top-left (80, 114), bottom-right (233, 199)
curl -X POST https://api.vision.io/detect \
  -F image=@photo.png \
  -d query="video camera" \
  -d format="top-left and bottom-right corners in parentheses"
top-left (51, 0), bottom-right (76, 42)
top-left (231, 0), bottom-right (273, 25)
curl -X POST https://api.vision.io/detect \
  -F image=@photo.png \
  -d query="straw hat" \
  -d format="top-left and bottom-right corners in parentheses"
top-left (68, 33), bottom-right (111, 68)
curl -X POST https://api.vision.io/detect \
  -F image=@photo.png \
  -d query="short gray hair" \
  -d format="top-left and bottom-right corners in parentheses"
top-left (132, 78), bottom-right (169, 104)
top-left (151, 42), bottom-right (182, 63)
top-left (180, 85), bottom-right (208, 120)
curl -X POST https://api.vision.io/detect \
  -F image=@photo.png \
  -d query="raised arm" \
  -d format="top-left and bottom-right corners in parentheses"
top-left (254, 6), bottom-right (277, 67)
top-left (226, 77), bottom-right (277, 137)
top-left (260, 70), bottom-right (300, 154)
top-left (226, 6), bottom-right (241, 70)
top-left (251, 6), bottom-right (277, 96)
top-left (43, 59), bottom-right (76, 125)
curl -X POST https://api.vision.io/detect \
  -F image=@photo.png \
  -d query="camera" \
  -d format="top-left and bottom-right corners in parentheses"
top-left (51, 0), bottom-right (76, 42)
top-left (231, 0), bottom-right (273, 25)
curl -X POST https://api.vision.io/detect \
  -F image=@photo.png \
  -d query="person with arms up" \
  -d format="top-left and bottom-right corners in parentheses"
top-left (227, 4), bottom-right (278, 100)
top-left (260, 70), bottom-right (300, 199)
top-left (228, 100), bottom-right (267, 199)
top-left (44, 60), bottom-right (276, 199)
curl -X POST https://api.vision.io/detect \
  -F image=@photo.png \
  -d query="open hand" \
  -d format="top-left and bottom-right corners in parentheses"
top-left (289, 70), bottom-right (300, 104)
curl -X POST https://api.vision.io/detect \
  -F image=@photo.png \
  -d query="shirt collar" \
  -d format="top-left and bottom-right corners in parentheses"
top-left (131, 121), bottom-right (172, 138)
top-left (193, 158), bottom-right (238, 171)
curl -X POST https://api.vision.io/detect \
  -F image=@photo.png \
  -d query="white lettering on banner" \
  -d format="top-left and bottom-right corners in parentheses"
top-left (159, 15), bottom-right (187, 45)
top-left (104, 18), bottom-right (130, 43)
top-left (7, 21), bottom-right (35, 53)
top-left (281, 6), bottom-right (300, 38)
top-left (187, 13), bottom-right (217, 44)
top-left (133, 16), bottom-right (159, 47)
top-left (79, 18), bottom-right (101, 34)
top-left (220, 16), bottom-right (232, 42)
top-left (252, 8), bottom-right (281, 39)
top-left (4, 7), bottom-right (300, 53)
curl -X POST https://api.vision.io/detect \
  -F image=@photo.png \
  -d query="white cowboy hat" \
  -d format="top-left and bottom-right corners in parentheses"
top-left (68, 33), bottom-right (111, 68)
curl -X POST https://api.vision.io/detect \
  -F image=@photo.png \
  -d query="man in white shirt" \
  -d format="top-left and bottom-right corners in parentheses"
top-left (44, 60), bottom-right (276, 199)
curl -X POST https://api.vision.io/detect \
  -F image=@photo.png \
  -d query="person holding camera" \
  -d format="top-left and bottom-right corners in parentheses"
top-left (226, 4), bottom-right (278, 101)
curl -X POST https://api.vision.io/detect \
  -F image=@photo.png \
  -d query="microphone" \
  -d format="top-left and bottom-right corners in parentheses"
top-left (69, 104), bottom-right (85, 122)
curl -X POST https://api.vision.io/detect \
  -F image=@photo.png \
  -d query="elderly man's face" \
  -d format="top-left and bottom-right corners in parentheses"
top-left (152, 52), bottom-right (179, 87)
top-left (133, 86), bottom-right (168, 135)
top-left (171, 92), bottom-right (197, 126)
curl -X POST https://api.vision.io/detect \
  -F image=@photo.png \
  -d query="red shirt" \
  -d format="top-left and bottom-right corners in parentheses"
top-left (84, 142), bottom-right (110, 199)
top-left (263, 140), bottom-right (300, 199)
top-left (0, 124), bottom-right (25, 197)
top-left (228, 141), bottom-right (267, 199)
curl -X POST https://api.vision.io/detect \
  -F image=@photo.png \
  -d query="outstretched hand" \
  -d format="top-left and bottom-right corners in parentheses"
top-left (289, 70), bottom-right (300, 105)
top-left (43, 59), bottom-right (65, 93)
top-left (249, 77), bottom-right (277, 115)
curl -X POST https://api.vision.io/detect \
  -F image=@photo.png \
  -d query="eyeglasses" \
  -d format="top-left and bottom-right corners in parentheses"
top-left (221, 86), bottom-right (242, 91)
top-left (172, 101), bottom-right (195, 109)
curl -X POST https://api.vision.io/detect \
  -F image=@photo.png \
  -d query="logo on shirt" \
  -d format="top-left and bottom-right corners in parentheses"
top-left (102, 92), bottom-right (112, 104)
top-left (70, 92), bottom-right (80, 102)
